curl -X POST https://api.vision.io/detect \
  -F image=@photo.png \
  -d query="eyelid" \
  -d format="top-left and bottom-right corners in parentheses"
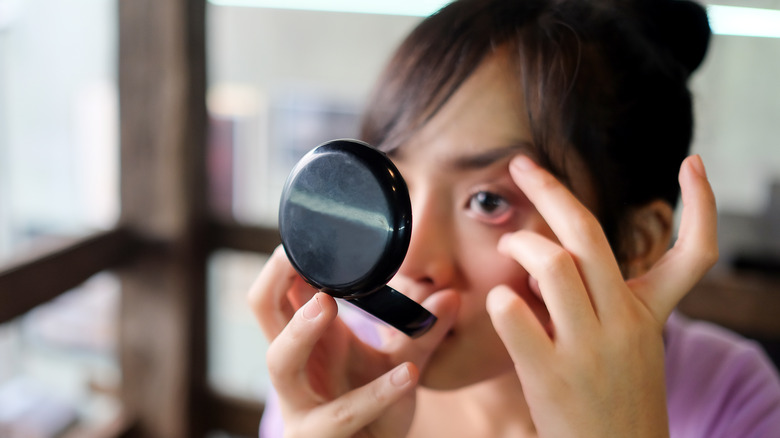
top-left (465, 178), bottom-right (534, 225)
top-left (470, 181), bottom-right (527, 208)
top-left (465, 190), bottom-right (512, 225)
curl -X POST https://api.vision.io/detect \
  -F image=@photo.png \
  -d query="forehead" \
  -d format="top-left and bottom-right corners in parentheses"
top-left (392, 51), bottom-right (532, 168)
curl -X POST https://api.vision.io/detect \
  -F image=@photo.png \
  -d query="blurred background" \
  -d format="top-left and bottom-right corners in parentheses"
top-left (0, 0), bottom-right (778, 437)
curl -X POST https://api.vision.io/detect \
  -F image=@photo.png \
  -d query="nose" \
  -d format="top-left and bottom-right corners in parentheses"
top-left (397, 186), bottom-right (456, 293)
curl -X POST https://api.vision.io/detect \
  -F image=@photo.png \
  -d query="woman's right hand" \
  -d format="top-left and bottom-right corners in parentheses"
top-left (248, 246), bottom-right (459, 438)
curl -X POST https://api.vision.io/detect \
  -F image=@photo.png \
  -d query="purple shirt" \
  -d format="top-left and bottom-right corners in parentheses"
top-left (665, 312), bottom-right (780, 437)
top-left (260, 310), bottom-right (780, 437)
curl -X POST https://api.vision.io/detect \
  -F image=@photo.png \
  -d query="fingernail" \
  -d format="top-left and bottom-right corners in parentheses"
top-left (390, 364), bottom-right (411, 387)
top-left (302, 294), bottom-right (322, 320)
top-left (690, 155), bottom-right (707, 178)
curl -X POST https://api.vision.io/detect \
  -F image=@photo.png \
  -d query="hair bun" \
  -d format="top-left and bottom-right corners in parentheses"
top-left (642, 0), bottom-right (712, 74)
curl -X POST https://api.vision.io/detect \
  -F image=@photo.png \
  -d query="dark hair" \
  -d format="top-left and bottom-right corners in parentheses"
top-left (359, 0), bottom-right (711, 264)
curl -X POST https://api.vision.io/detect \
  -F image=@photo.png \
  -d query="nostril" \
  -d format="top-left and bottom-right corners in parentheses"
top-left (420, 276), bottom-right (436, 285)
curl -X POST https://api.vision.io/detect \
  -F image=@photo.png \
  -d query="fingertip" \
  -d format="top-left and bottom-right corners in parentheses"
top-left (486, 285), bottom-right (518, 316)
top-left (425, 289), bottom-right (461, 311)
top-left (680, 155), bottom-right (712, 191)
top-left (268, 245), bottom-right (293, 271)
top-left (687, 154), bottom-right (707, 179)
top-left (301, 293), bottom-right (323, 320)
top-left (390, 362), bottom-right (417, 388)
top-left (680, 154), bottom-right (716, 204)
top-left (287, 293), bottom-right (338, 332)
top-left (509, 154), bottom-right (538, 173)
top-left (311, 292), bottom-right (338, 316)
top-left (497, 232), bottom-right (513, 253)
top-left (405, 291), bottom-right (459, 344)
top-left (679, 155), bottom-right (716, 208)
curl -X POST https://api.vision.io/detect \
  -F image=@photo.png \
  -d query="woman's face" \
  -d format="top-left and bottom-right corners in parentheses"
top-left (384, 52), bottom-right (596, 389)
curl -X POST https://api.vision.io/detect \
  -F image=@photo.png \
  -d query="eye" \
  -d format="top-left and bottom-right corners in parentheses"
top-left (467, 191), bottom-right (513, 224)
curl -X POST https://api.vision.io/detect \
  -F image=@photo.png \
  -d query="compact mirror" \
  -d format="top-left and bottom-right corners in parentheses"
top-left (279, 139), bottom-right (436, 338)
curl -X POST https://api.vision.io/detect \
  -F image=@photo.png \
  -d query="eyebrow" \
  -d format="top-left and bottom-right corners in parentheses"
top-left (447, 142), bottom-right (534, 171)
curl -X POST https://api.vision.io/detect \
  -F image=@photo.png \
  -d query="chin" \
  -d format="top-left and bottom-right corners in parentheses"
top-left (419, 362), bottom-right (515, 391)
top-left (419, 369), bottom-right (483, 390)
top-left (418, 333), bottom-right (515, 390)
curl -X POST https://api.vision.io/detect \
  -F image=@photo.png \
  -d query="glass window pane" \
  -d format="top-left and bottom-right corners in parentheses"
top-left (0, 0), bottom-right (119, 265)
top-left (207, 250), bottom-right (269, 400)
top-left (0, 272), bottom-right (121, 436)
top-left (206, 4), bottom-right (421, 225)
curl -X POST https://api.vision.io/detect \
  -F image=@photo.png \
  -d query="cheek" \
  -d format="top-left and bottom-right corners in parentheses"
top-left (459, 210), bottom-right (557, 289)
top-left (459, 233), bottom-right (528, 297)
top-left (458, 233), bottom-right (550, 325)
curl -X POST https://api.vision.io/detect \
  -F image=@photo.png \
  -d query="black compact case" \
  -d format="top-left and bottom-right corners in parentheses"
top-left (278, 139), bottom-right (436, 338)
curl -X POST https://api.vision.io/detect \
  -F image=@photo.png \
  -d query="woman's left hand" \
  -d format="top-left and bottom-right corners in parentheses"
top-left (486, 154), bottom-right (718, 438)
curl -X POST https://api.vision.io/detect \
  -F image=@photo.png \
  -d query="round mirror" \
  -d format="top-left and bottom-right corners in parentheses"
top-left (279, 139), bottom-right (436, 337)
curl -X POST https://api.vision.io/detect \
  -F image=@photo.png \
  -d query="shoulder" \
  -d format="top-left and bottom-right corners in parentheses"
top-left (664, 311), bottom-right (780, 438)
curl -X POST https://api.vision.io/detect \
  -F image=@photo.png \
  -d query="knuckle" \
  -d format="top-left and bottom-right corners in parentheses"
top-left (569, 208), bottom-right (601, 239)
top-left (702, 245), bottom-right (720, 268)
top-left (369, 379), bottom-right (390, 405)
top-left (246, 275), bottom-right (265, 308)
top-left (331, 401), bottom-right (357, 429)
top-left (265, 341), bottom-right (286, 379)
top-left (689, 243), bottom-right (719, 273)
top-left (537, 171), bottom-right (562, 191)
top-left (246, 287), bottom-right (265, 317)
top-left (539, 247), bottom-right (574, 274)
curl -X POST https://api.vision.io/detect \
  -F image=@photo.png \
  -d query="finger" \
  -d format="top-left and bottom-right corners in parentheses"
top-left (487, 285), bottom-right (553, 372)
top-left (248, 245), bottom-right (318, 341)
top-left (303, 362), bottom-right (418, 438)
top-left (247, 245), bottom-right (300, 340)
top-left (386, 290), bottom-right (461, 370)
top-left (508, 155), bottom-right (627, 315)
top-left (497, 231), bottom-right (598, 337)
top-left (629, 155), bottom-right (719, 320)
top-left (266, 292), bottom-right (340, 409)
top-left (287, 279), bottom-right (318, 310)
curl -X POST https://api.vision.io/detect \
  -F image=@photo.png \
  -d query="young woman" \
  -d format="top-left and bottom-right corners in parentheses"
top-left (249, 0), bottom-right (780, 436)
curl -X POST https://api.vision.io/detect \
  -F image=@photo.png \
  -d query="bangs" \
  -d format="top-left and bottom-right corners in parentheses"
top-left (359, 0), bottom-right (543, 153)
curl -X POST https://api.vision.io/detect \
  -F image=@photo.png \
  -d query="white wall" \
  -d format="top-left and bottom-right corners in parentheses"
top-left (0, 0), bottom-right (118, 259)
top-left (691, 34), bottom-right (780, 214)
top-left (207, 6), bottom-right (420, 104)
top-left (207, 6), bottom-right (421, 224)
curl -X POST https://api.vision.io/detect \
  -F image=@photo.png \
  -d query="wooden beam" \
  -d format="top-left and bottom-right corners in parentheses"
top-left (679, 269), bottom-right (780, 338)
top-left (205, 390), bottom-right (264, 437)
top-left (0, 229), bottom-right (135, 324)
top-left (208, 220), bottom-right (280, 254)
top-left (118, 0), bottom-right (209, 436)
top-left (61, 409), bottom-right (138, 438)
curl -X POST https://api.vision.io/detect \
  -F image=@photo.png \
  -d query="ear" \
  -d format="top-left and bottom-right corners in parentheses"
top-left (622, 200), bottom-right (674, 278)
